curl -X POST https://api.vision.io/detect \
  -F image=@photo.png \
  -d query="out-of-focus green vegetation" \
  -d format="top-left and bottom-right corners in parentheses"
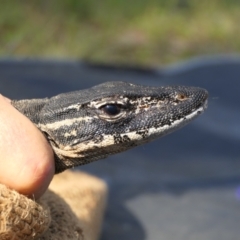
top-left (1, 0), bottom-right (240, 66)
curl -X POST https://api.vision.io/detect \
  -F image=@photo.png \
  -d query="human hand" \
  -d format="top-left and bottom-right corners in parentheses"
top-left (0, 95), bottom-right (55, 199)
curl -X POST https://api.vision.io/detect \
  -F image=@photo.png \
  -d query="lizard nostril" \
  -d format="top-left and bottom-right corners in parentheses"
top-left (176, 93), bottom-right (187, 101)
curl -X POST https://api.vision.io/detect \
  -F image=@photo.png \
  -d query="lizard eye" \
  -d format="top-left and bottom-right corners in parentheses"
top-left (101, 104), bottom-right (122, 116)
top-left (98, 103), bottom-right (127, 121)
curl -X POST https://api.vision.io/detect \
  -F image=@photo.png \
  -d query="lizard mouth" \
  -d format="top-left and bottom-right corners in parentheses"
top-left (203, 98), bottom-right (208, 110)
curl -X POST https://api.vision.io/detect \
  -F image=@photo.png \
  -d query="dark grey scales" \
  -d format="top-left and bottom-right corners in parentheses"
top-left (11, 81), bottom-right (208, 173)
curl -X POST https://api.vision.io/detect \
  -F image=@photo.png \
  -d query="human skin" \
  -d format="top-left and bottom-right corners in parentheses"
top-left (0, 95), bottom-right (55, 199)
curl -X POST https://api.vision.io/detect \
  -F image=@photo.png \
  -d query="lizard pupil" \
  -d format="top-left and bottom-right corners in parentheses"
top-left (102, 104), bottom-right (121, 116)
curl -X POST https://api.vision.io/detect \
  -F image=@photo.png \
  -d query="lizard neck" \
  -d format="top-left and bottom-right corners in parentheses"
top-left (11, 98), bottom-right (49, 124)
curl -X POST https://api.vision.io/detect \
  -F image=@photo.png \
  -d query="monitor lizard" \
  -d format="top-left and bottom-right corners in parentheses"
top-left (11, 81), bottom-right (208, 173)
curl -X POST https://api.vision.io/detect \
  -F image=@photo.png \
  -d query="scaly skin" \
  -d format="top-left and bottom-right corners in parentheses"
top-left (11, 81), bottom-right (208, 173)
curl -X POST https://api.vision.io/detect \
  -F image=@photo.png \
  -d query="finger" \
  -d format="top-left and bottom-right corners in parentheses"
top-left (0, 95), bottom-right (55, 199)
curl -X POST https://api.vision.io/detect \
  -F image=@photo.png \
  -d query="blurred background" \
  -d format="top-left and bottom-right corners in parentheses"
top-left (1, 0), bottom-right (240, 65)
top-left (1, 1), bottom-right (240, 240)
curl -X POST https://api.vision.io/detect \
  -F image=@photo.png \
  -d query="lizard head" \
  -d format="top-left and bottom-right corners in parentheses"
top-left (38, 81), bottom-right (208, 173)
